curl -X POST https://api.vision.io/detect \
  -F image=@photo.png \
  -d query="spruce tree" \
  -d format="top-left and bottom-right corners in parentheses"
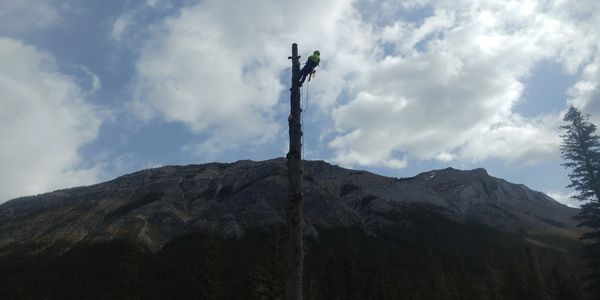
top-left (200, 235), bottom-right (226, 300)
top-left (559, 106), bottom-right (600, 296)
top-left (249, 226), bottom-right (285, 300)
top-left (524, 247), bottom-right (549, 300)
top-left (560, 106), bottom-right (600, 201)
top-left (548, 266), bottom-right (583, 300)
top-left (483, 257), bottom-right (502, 300)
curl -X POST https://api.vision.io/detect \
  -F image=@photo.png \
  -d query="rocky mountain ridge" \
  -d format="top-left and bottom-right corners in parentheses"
top-left (0, 158), bottom-right (581, 252)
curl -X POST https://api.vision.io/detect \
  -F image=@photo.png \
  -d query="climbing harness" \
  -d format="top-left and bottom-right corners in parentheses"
top-left (308, 69), bottom-right (316, 82)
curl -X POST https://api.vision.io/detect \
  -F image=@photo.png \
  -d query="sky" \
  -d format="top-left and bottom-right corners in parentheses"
top-left (1, 0), bottom-right (599, 207)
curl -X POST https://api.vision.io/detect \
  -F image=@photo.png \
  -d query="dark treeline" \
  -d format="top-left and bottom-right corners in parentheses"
top-left (0, 213), bottom-right (586, 300)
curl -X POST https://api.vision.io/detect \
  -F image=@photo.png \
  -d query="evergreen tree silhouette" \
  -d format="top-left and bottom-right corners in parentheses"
top-left (200, 235), bottom-right (226, 300)
top-left (249, 226), bottom-right (285, 300)
top-left (547, 266), bottom-right (583, 300)
top-left (560, 106), bottom-right (600, 296)
top-left (524, 247), bottom-right (549, 300)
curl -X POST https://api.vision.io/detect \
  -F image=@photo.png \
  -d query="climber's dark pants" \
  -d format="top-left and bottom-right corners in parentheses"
top-left (298, 60), bottom-right (317, 86)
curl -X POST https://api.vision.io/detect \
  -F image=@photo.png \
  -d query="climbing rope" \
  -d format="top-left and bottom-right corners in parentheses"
top-left (298, 79), bottom-right (310, 160)
top-left (304, 79), bottom-right (310, 115)
top-left (288, 63), bottom-right (311, 160)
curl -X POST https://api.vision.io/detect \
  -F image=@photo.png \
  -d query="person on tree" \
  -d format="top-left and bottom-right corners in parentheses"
top-left (298, 50), bottom-right (320, 86)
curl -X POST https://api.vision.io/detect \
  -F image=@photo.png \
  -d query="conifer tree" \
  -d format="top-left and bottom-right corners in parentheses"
top-left (249, 226), bottom-right (285, 300)
top-left (524, 247), bottom-right (549, 300)
top-left (483, 257), bottom-right (502, 300)
top-left (560, 106), bottom-right (600, 296)
top-left (200, 235), bottom-right (226, 300)
top-left (547, 266), bottom-right (582, 300)
top-left (501, 258), bottom-right (528, 300)
top-left (321, 251), bottom-right (344, 300)
top-left (560, 106), bottom-right (600, 201)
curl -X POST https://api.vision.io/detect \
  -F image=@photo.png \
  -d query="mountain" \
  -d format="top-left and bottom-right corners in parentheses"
top-left (0, 158), bottom-right (587, 299)
top-left (0, 158), bottom-right (581, 253)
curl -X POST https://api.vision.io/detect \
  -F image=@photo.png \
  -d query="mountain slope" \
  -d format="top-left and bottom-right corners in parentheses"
top-left (0, 158), bottom-right (580, 252)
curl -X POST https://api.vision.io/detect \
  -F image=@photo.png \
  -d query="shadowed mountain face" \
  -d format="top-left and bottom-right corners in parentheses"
top-left (0, 158), bottom-right (580, 252)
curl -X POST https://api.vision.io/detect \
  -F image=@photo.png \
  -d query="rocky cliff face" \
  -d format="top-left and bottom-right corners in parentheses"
top-left (0, 158), bottom-right (581, 252)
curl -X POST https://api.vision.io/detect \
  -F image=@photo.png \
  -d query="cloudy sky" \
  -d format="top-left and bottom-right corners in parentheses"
top-left (1, 0), bottom-right (599, 207)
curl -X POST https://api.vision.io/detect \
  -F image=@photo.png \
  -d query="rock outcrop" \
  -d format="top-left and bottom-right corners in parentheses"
top-left (0, 158), bottom-right (581, 252)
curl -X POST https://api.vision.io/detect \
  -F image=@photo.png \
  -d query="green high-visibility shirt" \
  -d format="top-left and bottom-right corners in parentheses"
top-left (309, 54), bottom-right (320, 65)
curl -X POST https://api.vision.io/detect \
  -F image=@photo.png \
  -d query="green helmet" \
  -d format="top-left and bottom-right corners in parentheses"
top-left (314, 50), bottom-right (320, 55)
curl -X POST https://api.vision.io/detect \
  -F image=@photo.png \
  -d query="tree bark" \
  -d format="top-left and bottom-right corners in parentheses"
top-left (285, 43), bottom-right (304, 300)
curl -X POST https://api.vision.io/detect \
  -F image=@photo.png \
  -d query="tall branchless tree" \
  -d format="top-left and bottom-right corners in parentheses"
top-left (286, 43), bottom-right (304, 300)
top-left (560, 106), bottom-right (600, 296)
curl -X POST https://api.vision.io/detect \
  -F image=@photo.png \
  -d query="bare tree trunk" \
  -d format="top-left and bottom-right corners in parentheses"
top-left (285, 43), bottom-right (304, 300)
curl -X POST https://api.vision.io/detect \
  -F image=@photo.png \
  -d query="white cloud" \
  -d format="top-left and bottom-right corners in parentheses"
top-left (111, 13), bottom-right (133, 42)
top-left (458, 115), bottom-right (562, 164)
top-left (0, 37), bottom-right (103, 202)
top-left (131, 1), bottom-right (283, 146)
top-left (2, 0), bottom-right (595, 201)
top-left (127, 0), bottom-right (599, 170)
top-left (130, 0), bottom-right (376, 153)
top-left (546, 190), bottom-right (580, 208)
top-left (549, 0), bottom-right (600, 123)
top-left (0, 0), bottom-right (60, 33)
top-left (329, 0), bottom-right (598, 169)
top-left (569, 56), bottom-right (600, 124)
top-left (146, 0), bottom-right (161, 8)
top-left (78, 66), bottom-right (101, 93)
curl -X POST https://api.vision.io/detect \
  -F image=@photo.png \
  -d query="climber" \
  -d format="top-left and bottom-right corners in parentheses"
top-left (298, 50), bottom-right (320, 87)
